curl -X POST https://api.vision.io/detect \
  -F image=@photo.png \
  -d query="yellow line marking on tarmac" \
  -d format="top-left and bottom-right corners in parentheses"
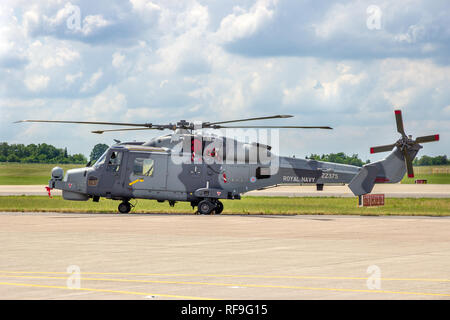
top-left (0, 274), bottom-right (449, 298)
top-left (0, 270), bottom-right (449, 283)
top-left (0, 281), bottom-right (215, 300)
top-left (128, 179), bottom-right (144, 186)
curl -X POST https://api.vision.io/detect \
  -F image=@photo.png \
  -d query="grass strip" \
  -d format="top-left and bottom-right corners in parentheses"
top-left (0, 196), bottom-right (449, 216)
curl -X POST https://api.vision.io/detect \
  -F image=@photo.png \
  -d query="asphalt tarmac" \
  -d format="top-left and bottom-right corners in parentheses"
top-left (0, 212), bottom-right (449, 300)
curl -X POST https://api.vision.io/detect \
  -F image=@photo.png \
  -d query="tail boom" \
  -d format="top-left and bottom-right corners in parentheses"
top-left (348, 146), bottom-right (420, 196)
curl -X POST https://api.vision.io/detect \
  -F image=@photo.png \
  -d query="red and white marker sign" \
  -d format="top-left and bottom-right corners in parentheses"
top-left (359, 194), bottom-right (385, 207)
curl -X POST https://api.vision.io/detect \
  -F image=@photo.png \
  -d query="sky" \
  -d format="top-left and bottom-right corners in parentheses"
top-left (0, 0), bottom-right (449, 161)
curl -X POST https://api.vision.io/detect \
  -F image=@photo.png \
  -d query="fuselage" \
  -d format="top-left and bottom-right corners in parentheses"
top-left (50, 132), bottom-right (363, 204)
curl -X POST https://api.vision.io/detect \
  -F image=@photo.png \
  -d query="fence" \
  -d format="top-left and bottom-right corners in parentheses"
top-left (413, 166), bottom-right (450, 175)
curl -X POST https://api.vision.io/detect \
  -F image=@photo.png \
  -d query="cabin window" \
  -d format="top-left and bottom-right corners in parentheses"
top-left (133, 158), bottom-right (154, 176)
top-left (107, 151), bottom-right (123, 172)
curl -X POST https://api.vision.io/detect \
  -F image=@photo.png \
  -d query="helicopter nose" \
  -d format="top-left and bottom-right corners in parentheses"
top-left (64, 168), bottom-right (89, 190)
top-left (61, 168), bottom-right (89, 201)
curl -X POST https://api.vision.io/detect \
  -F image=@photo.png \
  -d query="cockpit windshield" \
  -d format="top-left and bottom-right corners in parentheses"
top-left (93, 150), bottom-right (108, 168)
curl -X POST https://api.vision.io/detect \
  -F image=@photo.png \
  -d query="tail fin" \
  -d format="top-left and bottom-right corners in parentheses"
top-left (348, 147), bottom-right (419, 196)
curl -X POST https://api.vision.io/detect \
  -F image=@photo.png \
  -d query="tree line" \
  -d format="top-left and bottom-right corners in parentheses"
top-left (306, 152), bottom-right (370, 167)
top-left (0, 142), bottom-right (87, 164)
top-left (413, 155), bottom-right (449, 166)
top-left (306, 152), bottom-right (449, 167)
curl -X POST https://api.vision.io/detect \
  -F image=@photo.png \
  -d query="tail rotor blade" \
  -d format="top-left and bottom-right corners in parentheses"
top-left (370, 144), bottom-right (396, 154)
top-left (415, 134), bottom-right (440, 144)
top-left (403, 149), bottom-right (415, 178)
top-left (394, 110), bottom-right (406, 137)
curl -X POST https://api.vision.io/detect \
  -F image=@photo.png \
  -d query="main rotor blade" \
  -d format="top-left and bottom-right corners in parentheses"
top-left (370, 144), bottom-right (396, 154)
top-left (415, 134), bottom-right (440, 144)
top-left (403, 149), bottom-right (415, 178)
top-left (206, 115), bottom-right (293, 126)
top-left (394, 110), bottom-right (406, 137)
top-left (208, 125), bottom-right (333, 129)
top-left (91, 127), bottom-right (164, 134)
top-left (15, 120), bottom-right (152, 127)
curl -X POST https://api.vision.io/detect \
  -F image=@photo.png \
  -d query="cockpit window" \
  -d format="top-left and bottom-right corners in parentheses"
top-left (107, 151), bottom-right (123, 172)
top-left (93, 150), bottom-right (108, 168)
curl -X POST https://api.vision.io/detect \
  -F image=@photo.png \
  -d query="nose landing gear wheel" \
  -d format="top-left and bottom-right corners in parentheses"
top-left (198, 200), bottom-right (214, 215)
top-left (118, 201), bottom-right (131, 214)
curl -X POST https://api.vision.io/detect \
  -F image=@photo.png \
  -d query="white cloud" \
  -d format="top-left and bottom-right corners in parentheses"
top-left (65, 72), bottom-right (83, 84)
top-left (175, 2), bottom-right (209, 31)
top-left (81, 15), bottom-right (111, 36)
top-left (92, 86), bottom-right (127, 113)
top-left (313, 2), bottom-right (366, 39)
top-left (23, 8), bottom-right (40, 36)
top-left (150, 2), bottom-right (211, 75)
top-left (24, 75), bottom-right (50, 91)
top-left (112, 52), bottom-right (125, 68)
top-left (215, 0), bottom-right (278, 43)
top-left (130, 0), bottom-right (161, 13)
top-left (125, 107), bottom-right (166, 120)
top-left (283, 67), bottom-right (368, 105)
top-left (42, 46), bottom-right (80, 68)
top-left (379, 59), bottom-right (450, 110)
top-left (81, 69), bottom-right (103, 92)
top-left (0, 5), bottom-right (27, 68)
top-left (56, 86), bottom-right (128, 121)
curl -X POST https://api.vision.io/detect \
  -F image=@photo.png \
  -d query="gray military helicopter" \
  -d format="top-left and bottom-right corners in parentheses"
top-left (16, 110), bottom-right (439, 214)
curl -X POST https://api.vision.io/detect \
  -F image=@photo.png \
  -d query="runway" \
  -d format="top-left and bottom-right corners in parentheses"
top-left (1, 184), bottom-right (450, 198)
top-left (0, 212), bottom-right (449, 300)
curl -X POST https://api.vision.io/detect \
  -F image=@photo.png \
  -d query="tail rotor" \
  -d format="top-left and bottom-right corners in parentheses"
top-left (369, 110), bottom-right (439, 178)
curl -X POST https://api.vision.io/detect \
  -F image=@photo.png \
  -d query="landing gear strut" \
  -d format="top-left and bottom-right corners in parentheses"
top-left (118, 201), bottom-right (131, 214)
top-left (214, 201), bottom-right (224, 214)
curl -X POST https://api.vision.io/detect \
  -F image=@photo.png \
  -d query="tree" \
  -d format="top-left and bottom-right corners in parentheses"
top-left (71, 153), bottom-right (88, 164)
top-left (306, 152), bottom-right (369, 167)
top-left (90, 143), bottom-right (109, 162)
top-left (0, 142), bottom-right (88, 164)
top-left (414, 155), bottom-right (449, 166)
top-left (7, 154), bottom-right (19, 162)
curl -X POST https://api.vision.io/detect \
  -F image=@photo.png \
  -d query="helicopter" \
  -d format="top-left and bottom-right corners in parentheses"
top-left (16, 110), bottom-right (439, 214)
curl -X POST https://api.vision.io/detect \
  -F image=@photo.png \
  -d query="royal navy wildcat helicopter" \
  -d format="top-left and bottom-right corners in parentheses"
top-left (16, 110), bottom-right (439, 214)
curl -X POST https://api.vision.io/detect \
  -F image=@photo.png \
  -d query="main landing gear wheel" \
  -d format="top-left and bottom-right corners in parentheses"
top-left (214, 201), bottom-right (224, 214)
top-left (118, 201), bottom-right (131, 214)
top-left (198, 200), bottom-right (214, 215)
